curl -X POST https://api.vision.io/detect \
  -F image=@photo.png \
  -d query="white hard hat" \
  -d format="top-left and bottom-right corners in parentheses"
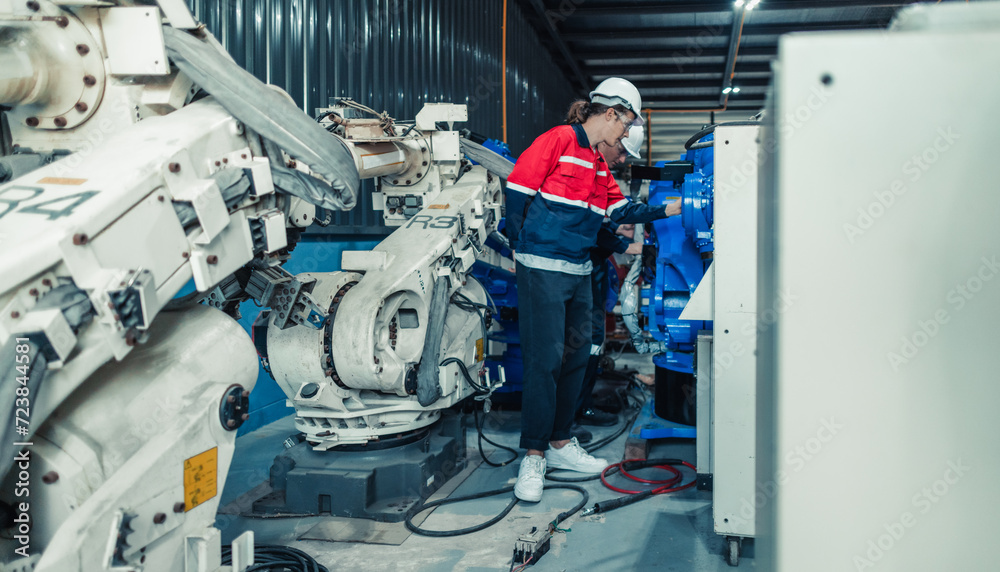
top-left (623, 125), bottom-right (644, 159)
top-left (590, 77), bottom-right (644, 126)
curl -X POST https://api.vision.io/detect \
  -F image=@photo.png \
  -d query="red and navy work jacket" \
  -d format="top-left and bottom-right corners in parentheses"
top-left (505, 124), bottom-right (666, 275)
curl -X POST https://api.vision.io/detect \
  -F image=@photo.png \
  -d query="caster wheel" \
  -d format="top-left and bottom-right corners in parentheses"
top-left (727, 537), bottom-right (741, 567)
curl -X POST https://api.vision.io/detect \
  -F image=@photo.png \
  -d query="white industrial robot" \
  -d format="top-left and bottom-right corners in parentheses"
top-left (0, 1), bottom-right (507, 570)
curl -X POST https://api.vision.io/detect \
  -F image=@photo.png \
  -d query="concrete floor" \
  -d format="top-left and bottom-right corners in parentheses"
top-left (217, 353), bottom-right (756, 572)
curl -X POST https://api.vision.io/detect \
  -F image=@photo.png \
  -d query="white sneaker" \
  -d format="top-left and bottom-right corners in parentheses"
top-left (514, 455), bottom-right (546, 502)
top-left (546, 438), bottom-right (608, 474)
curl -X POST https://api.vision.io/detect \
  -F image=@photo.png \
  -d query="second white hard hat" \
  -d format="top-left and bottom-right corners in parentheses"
top-left (590, 77), bottom-right (644, 126)
top-left (623, 125), bottom-right (644, 159)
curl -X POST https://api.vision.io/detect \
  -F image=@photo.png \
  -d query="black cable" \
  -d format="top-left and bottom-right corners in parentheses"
top-left (440, 356), bottom-right (490, 394)
top-left (222, 544), bottom-right (328, 572)
top-left (405, 484), bottom-right (589, 538)
top-left (474, 408), bottom-right (518, 467)
top-left (683, 120), bottom-right (761, 150)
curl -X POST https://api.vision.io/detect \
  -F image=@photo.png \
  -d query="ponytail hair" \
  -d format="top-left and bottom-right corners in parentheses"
top-left (565, 99), bottom-right (630, 124)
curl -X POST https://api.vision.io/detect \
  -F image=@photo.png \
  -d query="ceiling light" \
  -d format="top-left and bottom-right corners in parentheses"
top-left (723, 87), bottom-right (732, 94)
top-left (732, 86), bottom-right (741, 94)
top-left (746, 0), bottom-right (761, 10)
top-left (734, 0), bottom-right (745, 7)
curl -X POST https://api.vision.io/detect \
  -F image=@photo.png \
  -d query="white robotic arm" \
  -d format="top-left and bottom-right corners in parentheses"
top-left (0, 1), bottom-right (508, 569)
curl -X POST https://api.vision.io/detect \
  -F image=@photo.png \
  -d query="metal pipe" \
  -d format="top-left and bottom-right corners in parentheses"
top-left (347, 141), bottom-right (419, 180)
top-left (0, 41), bottom-right (43, 106)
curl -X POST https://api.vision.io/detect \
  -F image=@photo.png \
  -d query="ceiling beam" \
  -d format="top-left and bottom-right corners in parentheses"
top-left (563, 21), bottom-right (889, 42)
top-left (588, 62), bottom-right (772, 76)
top-left (560, 1), bottom-right (914, 19)
top-left (628, 78), bottom-right (771, 89)
top-left (578, 46), bottom-right (777, 61)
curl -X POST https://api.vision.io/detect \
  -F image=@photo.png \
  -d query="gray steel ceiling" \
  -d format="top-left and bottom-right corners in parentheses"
top-left (517, 0), bottom-right (932, 161)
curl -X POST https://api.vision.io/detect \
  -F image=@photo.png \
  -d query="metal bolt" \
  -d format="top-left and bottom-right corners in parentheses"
top-left (222, 158), bottom-right (228, 163)
top-left (41, 472), bottom-right (59, 484)
top-left (72, 233), bottom-right (88, 245)
top-left (25, 117), bottom-right (39, 127)
top-left (406, 180), bottom-right (411, 185)
top-left (83, 75), bottom-right (96, 87)
top-left (393, 180), bottom-right (399, 184)
top-left (26, 1), bottom-right (39, 11)
top-left (241, 413), bottom-right (249, 420)
top-left (42, 279), bottom-right (52, 287)
top-left (76, 44), bottom-right (90, 56)
top-left (10, 312), bottom-right (19, 319)
top-left (207, 255), bottom-right (218, 264)
top-left (168, 162), bottom-right (181, 173)
top-left (173, 502), bottom-right (185, 513)
top-left (152, 513), bottom-right (166, 524)
top-left (242, 390), bottom-right (249, 398)
top-left (214, 161), bottom-right (221, 167)
top-left (55, 15), bottom-right (68, 28)
top-left (241, 154), bottom-right (247, 159)
top-left (28, 288), bottom-right (38, 296)
top-left (75, 102), bottom-right (88, 113)
top-left (53, 117), bottom-right (67, 128)
top-left (182, 252), bottom-right (190, 259)
top-left (422, 161), bottom-right (428, 166)
top-left (157, 195), bottom-right (164, 202)
top-left (226, 395), bottom-right (235, 403)
top-left (226, 419), bottom-right (236, 428)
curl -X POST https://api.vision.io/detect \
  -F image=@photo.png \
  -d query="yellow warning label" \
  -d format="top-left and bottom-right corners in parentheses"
top-left (427, 203), bottom-right (450, 209)
top-left (183, 447), bottom-right (218, 512)
top-left (475, 338), bottom-right (484, 362)
top-left (37, 177), bottom-right (87, 185)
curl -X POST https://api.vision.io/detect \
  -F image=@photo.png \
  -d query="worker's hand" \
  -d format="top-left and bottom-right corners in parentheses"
top-left (625, 242), bottom-right (643, 255)
top-left (665, 198), bottom-right (682, 217)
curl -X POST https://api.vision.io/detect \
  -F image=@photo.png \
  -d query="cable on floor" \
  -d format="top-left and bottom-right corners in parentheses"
top-left (222, 544), bottom-right (329, 572)
top-left (404, 484), bottom-right (589, 538)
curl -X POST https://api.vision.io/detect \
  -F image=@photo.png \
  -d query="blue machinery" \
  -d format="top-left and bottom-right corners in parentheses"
top-left (627, 133), bottom-right (716, 439)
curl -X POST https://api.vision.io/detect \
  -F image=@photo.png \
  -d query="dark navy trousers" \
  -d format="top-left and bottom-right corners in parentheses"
top-left (577, 259), bottom-right (610, 414)
top-left (516, 265), bottom-right (592, 451)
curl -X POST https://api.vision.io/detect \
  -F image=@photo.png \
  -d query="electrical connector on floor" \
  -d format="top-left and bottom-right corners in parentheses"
top-left (511, 526), bottom-right (551, 568)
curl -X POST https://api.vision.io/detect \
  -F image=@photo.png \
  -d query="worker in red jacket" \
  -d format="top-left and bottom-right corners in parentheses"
top-left (505, 78), bottom-right (681, 502)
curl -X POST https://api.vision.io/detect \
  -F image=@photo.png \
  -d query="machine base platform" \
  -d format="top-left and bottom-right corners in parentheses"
top-left (633, 396), bottom-right (697, 440)
top-left (251, 412), bottom-right (466, 522)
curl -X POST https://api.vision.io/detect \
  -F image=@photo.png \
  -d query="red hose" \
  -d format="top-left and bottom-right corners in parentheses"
top-left (600, 459), bottom-right (697, 495)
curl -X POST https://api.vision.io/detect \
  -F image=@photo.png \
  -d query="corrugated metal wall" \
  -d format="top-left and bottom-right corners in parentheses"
top-left (186, 0), bottom-right (576, 155)
top-left (187, 0), bottom-right (576, 234)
